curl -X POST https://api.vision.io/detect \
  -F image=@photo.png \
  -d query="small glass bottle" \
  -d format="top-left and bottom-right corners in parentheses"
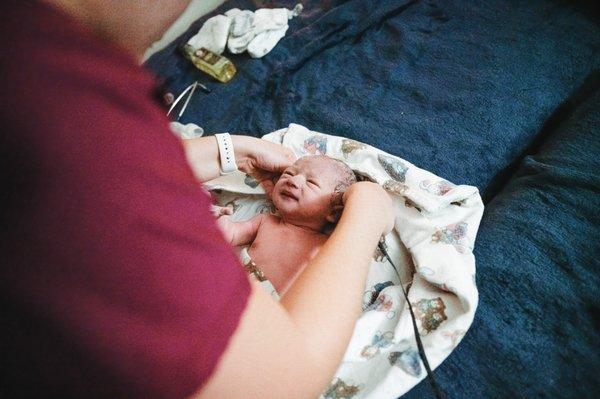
top-left (180, 44), bottom-right (237, 83)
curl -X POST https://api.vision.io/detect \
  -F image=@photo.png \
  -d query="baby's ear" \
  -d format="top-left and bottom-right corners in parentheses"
top-left (326, 204), bottom-right (345, 224)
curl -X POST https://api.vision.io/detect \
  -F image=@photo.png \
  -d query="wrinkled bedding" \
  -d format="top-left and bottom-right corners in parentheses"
top-left (146, 0), bottom-right (599, 396)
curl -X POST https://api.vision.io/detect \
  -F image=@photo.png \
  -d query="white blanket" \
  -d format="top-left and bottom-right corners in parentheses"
top-left (205, 123), bottom-right (484, 398)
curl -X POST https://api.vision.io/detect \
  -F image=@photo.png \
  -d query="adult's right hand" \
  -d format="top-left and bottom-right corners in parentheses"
top-left (342, 181), bottom-right (395, 234)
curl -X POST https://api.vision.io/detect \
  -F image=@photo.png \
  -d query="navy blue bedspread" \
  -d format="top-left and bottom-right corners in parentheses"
top-left (147, 1), bottom-right (599, 397)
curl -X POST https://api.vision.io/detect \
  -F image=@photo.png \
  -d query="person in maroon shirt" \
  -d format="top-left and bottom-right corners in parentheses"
top-left (0, 1), bottom-right (395, 398)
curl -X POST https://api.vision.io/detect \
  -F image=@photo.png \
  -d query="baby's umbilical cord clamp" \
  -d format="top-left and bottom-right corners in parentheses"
top-left (377, 238), bottom-right (444, 399)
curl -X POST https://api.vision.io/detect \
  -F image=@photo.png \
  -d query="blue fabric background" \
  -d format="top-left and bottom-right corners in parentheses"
top-left (147, 1), bottom-right (599, 397)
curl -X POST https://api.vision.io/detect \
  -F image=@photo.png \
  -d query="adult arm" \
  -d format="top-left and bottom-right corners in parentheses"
top-left (194, 182), bottom-right (394, 398)
top-left (181, 135), bottom-right (296, 192)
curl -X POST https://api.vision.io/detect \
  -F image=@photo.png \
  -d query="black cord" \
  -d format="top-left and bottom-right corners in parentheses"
top-left (377, 241), bottom-right (444, 399)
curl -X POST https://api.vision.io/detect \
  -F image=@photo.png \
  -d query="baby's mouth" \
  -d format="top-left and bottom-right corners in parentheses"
top-left (280, 189), bottom-right (299, 201)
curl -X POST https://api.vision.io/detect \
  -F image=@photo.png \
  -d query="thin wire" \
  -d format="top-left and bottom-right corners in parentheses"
top-left (377, 240), bottom-right (444, 399)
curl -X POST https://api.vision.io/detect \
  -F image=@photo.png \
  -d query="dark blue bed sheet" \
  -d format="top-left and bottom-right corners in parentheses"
top-left (405, 89), bottom-right (600, 398)
top-left (147, 0), bottom-right (598, 201)
top-left (146, 1), bottom-right (600, 397)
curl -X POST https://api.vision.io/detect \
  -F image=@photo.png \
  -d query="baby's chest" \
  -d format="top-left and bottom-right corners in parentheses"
top-left (251, 225), bottom-right (320, 262)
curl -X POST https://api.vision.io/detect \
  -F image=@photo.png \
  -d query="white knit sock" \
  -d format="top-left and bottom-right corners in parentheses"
top-left (187, 14), bottom-right (232, 55)
top-left (247, 26), bottom-right (289, 58)
top-left (227, 9), bottom-right (256, 54)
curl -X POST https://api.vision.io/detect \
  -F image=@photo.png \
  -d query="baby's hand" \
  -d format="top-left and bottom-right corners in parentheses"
top-left (211, 205), bottom-right (233, 218)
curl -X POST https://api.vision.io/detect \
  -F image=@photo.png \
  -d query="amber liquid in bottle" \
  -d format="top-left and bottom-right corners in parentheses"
top-left (180, 44), bottom-right (237, 83)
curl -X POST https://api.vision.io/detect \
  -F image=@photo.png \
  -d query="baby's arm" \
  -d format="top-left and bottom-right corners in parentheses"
top-left (216, 213), bottom-right (266, 246)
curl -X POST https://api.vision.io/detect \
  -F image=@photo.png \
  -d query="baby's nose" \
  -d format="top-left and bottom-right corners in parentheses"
top-left (287, 174), bottom-right (305, 188)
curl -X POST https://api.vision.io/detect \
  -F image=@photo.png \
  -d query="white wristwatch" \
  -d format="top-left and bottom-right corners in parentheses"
top-left (215, 133), bottom-right (238, 175)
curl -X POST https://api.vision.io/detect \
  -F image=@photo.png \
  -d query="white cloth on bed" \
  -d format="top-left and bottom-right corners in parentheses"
top-left (187, 5), bottom-right (303, 58)
top-left (169, 121), bottom-right (204, 139)
top-left (187, 14), bottom-right (232, 55)
top-left (205, 123), bottom-right (484, 399)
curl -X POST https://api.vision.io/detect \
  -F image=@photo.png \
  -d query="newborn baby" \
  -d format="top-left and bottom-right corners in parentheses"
top-left (216, 155), bottom-right (356, 297)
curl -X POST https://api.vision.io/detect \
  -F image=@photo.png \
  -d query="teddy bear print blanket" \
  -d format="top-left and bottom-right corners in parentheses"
top-left (205, 123), bottom-right (484, 398)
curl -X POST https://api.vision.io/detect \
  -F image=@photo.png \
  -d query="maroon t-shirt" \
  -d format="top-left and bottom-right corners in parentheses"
top-left (0, 1), bottom-right (250, 397)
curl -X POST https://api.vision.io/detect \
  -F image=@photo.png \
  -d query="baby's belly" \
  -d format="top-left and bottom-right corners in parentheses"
top-left (248, 243), bottom-right (315, 294)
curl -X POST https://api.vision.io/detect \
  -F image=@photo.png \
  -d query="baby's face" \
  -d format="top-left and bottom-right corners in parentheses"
top-left (272, 156), bottom-right (341, 224)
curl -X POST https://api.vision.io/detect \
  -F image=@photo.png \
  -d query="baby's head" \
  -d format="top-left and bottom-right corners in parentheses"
top-left (272, 155), bottom-right (357, 230)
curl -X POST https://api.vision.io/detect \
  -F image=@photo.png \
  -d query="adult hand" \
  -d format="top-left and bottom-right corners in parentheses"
top-left (232, 136), bottom-right (297, 196)
top-left (180, 134), bottom-right (296, 187)
top-left (342, 181), bottom-right (395, 234)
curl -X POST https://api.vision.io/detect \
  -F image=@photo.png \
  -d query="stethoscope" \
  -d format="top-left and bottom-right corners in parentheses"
top-left (378, 238), bottom-right (444, 399)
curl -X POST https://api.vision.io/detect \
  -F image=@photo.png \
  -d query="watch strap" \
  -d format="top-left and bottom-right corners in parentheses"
top-left (215, 133), bottom-right (238, 175)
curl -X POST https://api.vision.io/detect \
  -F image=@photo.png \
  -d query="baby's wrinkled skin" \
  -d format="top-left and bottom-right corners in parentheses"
top-left (216, 155), bottom-right (354, 296)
